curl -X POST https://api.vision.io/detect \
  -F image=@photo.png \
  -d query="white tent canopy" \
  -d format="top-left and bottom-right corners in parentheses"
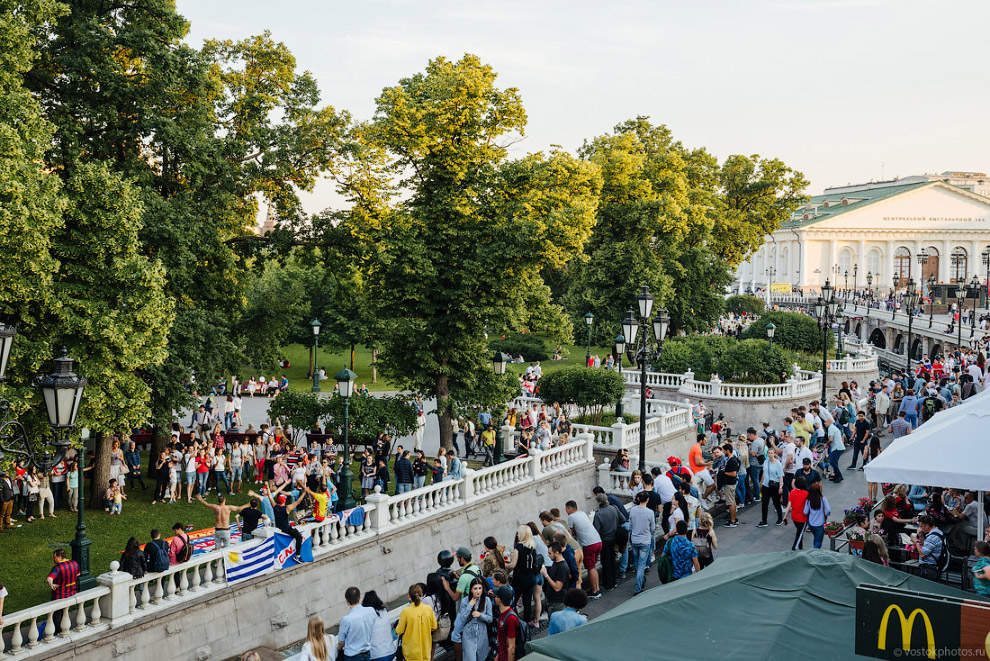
top-left (864, 388), bottom-right (990, 490)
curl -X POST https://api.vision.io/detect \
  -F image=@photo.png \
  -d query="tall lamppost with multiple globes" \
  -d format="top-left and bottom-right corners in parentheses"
top-left (333, 367), bottom-right (359, 510)
top-left (982, 245), bottom-right (990, 311)
top-left (621, 285), bottom-right (669, 472)
top-left (613, 334), bottom-right (625, 420)
top-left (835, 308), bottom-right (844, 361)
top-left (843, 269), bottom-right (849, 297)
top-left (0, 330), bottom-right (90, 587)
top-left (892, 272), bottom-right (899, 319)
top-left (927, 275), bottom-right (937, 329)
top-left (814, 280), bottom-right (839, 404)
top-left (904, 279), bottom-right (918, 375)
top-left (968, 275), bottom-right (981, 339)
top-left (584, 312), bottom-right (594, 367)
top-left (853, 263), bottom-right (858, 301)
top-left (866, 271), bottom-right (873, 304)
top-left (491, 351), bottom-right (510, 465)
top-left (310, 319), bottom-right (322, 393)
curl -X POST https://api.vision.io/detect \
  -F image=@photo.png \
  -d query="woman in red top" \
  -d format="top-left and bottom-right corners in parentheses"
top-left (787, 476), bottom-right (810, 550)
top-left (194, 449), bottom-right (210, 497)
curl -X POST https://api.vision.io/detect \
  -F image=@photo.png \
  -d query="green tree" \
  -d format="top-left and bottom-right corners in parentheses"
top-left (339, 54), bottom-right (600, 448)
top-left (726, 295), bottom-right (765, 316)
top-left (715, 339), bottom-right (788, 384)
top-left (535, 368), bottom-right (624, 425)
top-left (740, 311), bottom-right (832, 353)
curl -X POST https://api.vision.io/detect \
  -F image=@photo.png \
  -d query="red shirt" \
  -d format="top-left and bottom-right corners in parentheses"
top-left (48, 559), bottom-right (80, 600)
top-left (195, 456), bottom-right (210, 474)
top-left (497, 609), bottom-right (520, 661)
top-left (789, 489), bottom-right (809, 523)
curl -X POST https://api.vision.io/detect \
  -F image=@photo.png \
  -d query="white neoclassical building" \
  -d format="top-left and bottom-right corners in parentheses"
top-left (735, 172), bottom-right (990, 295)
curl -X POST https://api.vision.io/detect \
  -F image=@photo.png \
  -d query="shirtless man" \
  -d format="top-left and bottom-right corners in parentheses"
top-left (195, 493), bottom-right (251, 548)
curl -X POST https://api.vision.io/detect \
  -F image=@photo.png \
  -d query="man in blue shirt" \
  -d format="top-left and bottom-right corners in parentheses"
top-left (337, 586), bottom-right (376, 660)
top-left (824, 418), bottom-right (845, 483)
top-left (548, 588), bottom-right (588, 636)
top-left (663, 520), bottom-right (699, 580)
top-left (915, 515), bottom-right (946, 582)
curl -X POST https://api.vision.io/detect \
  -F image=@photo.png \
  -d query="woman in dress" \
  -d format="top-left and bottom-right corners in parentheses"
top-left (109, 439), bottom-right (125, 489)
top-left (452, 578), bottom-right (493, 661)
top-left (395, 584), bottom-right (437, 661)
top-left (361, 453), bottom-right (377, 497)
top-left (23, 466), bottom-right (39, 522)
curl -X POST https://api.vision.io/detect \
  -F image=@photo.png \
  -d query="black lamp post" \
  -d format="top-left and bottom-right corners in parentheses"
top-left (892, 272), bottom-right (899, 319)
top-left (982, 245), bottom-right (990, 310)
top-left (835, 308), bottom-right (843, 360)
top-left (622, 285), bottom-right (668, 472)
top-left (491, 351), bottom-right (510, 464)
top-left (584, 312), bottom-right (594, 367)
top-left (853, 263), bottom-right (858, 302)
top-left (969, 275), bottom-right (980, 339)
top-left (844, 269), bottom-right (849, 297)
top-left (956, 283), bottom-right (965, 353)
top-left (334, 366), bottom-right (358, 510)
top-left (766, 323), bottom-right (776, 350)
top-left (815, 280), bottom-right (838, 403)
top-left (0, 333), bottom-right (89, 588)
top-left (613, 335), bottom-right (625, 420)
top-left (905, 278), bottom-right (918, 375)
top-left (866, 271), bottom-right (873, 305)
top-left (311, 319), bottom-right (322, 393)
top-left (927, 275), bottom-right (936, 328)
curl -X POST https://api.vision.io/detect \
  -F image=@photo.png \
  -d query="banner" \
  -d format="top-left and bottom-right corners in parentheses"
top-left (224, 537), bottom-right (274, 584)
top-left (770, 282), bottom-right (792, 294)
top-left (273, 530), bottom-right (314, 568)
top-left (855, 584), bottom-right (990, 659)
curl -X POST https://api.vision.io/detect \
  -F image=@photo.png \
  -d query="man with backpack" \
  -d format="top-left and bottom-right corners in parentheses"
top-left (494, 585), bottom-right (526, 661)
top-left (915, 515), bottom-right (949, 582)
top-left (144, 529), bottom-right (171, 573)
top-left (168, 522), bottom-right (194, 564)
top-left (920, 389), bottom-right (945, 424)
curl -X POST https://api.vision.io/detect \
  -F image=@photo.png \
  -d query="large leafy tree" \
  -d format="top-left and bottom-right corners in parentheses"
top-left (339, 54), bottom-right (601, 448)
top-left (564, 118), bottom-right (806, 340)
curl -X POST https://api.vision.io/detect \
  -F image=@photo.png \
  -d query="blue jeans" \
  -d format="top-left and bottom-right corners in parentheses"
top-left (809, 524), bottom-right (825, 549)
top-left (905, 413), bottom-right (918, 428)
top-left (828, 450), bottom-right (843, 480)
top-left (341, 652), bottom-right (371, 661)
top-left (224, 412), bottom-right (235, 428)
top-left (216, 471), bottom-right (231, 493)
top-left (196, 472), bottom-right (208, 496)
top-left (413, 475), bottom-right (426, 489)
top-left (396, 482), bottom-right (412, 494)
top-left (747, 464), bottom-right (762, 500)
top-left (231, 466), bottom-right (242, 483)
top-left (618, 522), bottom-right (631, 571)
top-left (632, 542), bottom-right (650, 593)
top-left (736, 473), bottom-right (746, 505)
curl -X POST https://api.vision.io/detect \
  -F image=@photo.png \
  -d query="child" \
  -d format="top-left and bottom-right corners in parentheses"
top-left (110, 481), bottom-right (126, 514)
top-left (168, 459), bottom-right (179, 503)
top-left (104, 479), bottom-right (116, 511)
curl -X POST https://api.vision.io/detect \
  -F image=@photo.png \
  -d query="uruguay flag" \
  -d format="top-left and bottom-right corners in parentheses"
top-left (224, 537), bottom-right (275, 584)
top-left (273, 530), bottom-right (314, 569)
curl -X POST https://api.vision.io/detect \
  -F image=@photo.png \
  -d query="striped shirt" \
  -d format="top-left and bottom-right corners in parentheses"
top-left (48, 559), bottom-right (80, 600)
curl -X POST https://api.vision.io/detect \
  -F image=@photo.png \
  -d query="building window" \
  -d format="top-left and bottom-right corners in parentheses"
top-left (866, 249), bottom-right (881, 281)
top-left (951, 247), bottom-right (968, 283)
top-left (894, 247), bottom-right (911, 285)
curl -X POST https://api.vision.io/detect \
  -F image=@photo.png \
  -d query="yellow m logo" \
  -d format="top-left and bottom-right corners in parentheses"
top-left (878, 604), bottom-right (936, 659)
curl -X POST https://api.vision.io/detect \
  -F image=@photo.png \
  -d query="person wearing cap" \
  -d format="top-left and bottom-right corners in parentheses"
top-left (444, 546), bottom-right (482, 604)
top-left (494, 585), bottom-right (520, 661)
top-left (796, 455), bottom-right (821, 487)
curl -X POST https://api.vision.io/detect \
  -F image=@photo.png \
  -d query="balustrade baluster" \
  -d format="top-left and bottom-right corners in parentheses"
top-left (11, 620), bottom-right (24, 651)
top-left (74, 601), bottom-right (86, 630)
top-left (38, 613), bottom-right (50, 644)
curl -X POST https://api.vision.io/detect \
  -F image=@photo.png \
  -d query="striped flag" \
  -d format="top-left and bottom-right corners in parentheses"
top-left (224, 537), bottom-right (275, 584)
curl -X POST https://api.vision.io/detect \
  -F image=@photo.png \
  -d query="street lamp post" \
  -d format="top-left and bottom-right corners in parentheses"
top-left (927, 275), bottom-right (936, 328)
top-left (584, 312), bottom-right (594, 367)
top-left (982, 245), bottom-right (990, 310)
top-left (766, 323), bottom-right (776, 350)
top-left (892, 272), bottom-right (899, 319)
top-left (333, 367), bottom-right (359, 510)
top-left (0, 334), bottom-right (89, 587)
top-left (491, 352), bottom-right (511, 464)
top-left (310, 319), bottom-right (322, 393)
top-left (969, 275), bottom-right (980, 339)
top-left (956, 285), bottom-right (965, 353)
top-left (905, 279), bottom-right (918, 376)
top-left (815, 280), bottom-right (838, 403)
top-left (835, 308), bottom-right (843, 360)
top-left (843, 269), bottom-right (849, 298)
top-left (866, 271), bottom-right (874, 306)
top-left (853, 264), bottom-right (858, 302)
top-left (622, 285), bottom-right (668, 473)
top-left (613, 335), bottom-right (625, 420)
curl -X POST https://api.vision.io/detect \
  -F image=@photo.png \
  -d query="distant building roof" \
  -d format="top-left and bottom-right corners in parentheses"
top-left (782, 181), bottom-right (929, 229)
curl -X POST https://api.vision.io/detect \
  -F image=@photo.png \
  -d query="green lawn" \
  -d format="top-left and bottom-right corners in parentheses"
top-left (248, 340), bottom-right (614, 394)
top-left (2, 452), bottom-right (482, 614)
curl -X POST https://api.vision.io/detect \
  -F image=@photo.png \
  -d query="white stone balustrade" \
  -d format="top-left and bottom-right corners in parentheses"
top-left (0, 586), bottom-right (109, 655)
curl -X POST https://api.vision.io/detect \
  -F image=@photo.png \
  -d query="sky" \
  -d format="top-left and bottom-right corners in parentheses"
top-left (177, 0), bottom-right (990, 215)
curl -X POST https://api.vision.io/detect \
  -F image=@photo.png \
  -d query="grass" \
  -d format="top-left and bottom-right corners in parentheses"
top-left (239, 340), bottom-right (614, 394)
top-left (1, 451), bottom-right (482, 614)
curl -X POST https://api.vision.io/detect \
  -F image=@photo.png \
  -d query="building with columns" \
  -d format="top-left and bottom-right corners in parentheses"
top-left (735, 172), bottom-right (990, 296)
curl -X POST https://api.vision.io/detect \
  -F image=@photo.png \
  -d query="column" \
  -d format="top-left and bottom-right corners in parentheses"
top-left (857, 239), bottom-right (866, 290)
top-left (886, 240), bottom-right (895, 290)
top-left (939, 240), bottom-right (949, 283)
top-left (827, 239), bottom-right (836, 288)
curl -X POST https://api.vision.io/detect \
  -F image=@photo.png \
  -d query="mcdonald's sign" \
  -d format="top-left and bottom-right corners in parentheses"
top-left (856, 584), bottom-right (990, 659)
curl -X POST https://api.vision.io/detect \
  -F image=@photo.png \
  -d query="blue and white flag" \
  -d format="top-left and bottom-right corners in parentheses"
top-left (224, 537), bottom-right (275, 584)
top-left (273, 530), bottom-right (314, 569)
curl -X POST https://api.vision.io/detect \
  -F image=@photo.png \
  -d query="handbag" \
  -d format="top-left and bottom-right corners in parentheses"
top-left (768, 480), bottom-right (780, 490)
top-left (432, 608), bottom-right (451, 643)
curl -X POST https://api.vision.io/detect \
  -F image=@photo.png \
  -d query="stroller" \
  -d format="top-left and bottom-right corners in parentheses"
top-left (811, 441), bottom-right (831, 479)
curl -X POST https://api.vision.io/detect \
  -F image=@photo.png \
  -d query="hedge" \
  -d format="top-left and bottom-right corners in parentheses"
top-left (725, 294), bottom-right (765, 316)
top-left (488, 332), bottom-right (549, 362)
top-left (739, 311), bottom-right (833, 353)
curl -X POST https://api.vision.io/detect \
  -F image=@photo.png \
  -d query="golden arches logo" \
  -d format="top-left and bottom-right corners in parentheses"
top-left (878, 604), bottom-right (935, 659)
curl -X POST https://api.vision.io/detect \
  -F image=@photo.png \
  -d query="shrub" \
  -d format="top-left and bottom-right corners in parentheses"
top-left (537, 367), bottom-right (624, 425)
top-left (715, 339), bottom-right (788, 384)
top-left (725, 295), bottom-right (765, 316)
top-left (739, 311), bottom-right (833, 353)
top-left (655, 335), bottom-right (734, 379)
top-left (488, 332), bottom-right (549, 362)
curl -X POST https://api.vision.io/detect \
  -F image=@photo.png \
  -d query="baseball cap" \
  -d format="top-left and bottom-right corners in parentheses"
top-left (276, 495), bottom-right (287, 505)
top-left (494, 586), bottom-right (514, 605)
top-left (802, 458), bottom-right (812, 465)
top-left (455, 546), bottom-right (472, 561)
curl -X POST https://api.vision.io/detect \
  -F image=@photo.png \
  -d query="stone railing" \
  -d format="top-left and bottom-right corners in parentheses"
top-left (622, 370), bottom-right (689, 389)
top-left (1, 438), bottom-right (595, 659)
top-left (680, 376), bottom-right (820, 401)
top-left (569, 401), bottom-right (693, 453)
top-left (0, 587), bottom-right (110, 655)
top-left (597, 459), bottom-right (670, 495)
top-left (826, 354), bottom-right (878, 372)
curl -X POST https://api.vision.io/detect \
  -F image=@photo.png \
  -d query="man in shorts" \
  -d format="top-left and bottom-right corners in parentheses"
top-left (565, 500), bottom-right (602, 599)
top-left (688, 433), bottom-right (716, 501)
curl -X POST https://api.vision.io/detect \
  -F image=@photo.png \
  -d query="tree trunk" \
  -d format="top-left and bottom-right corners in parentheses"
top-left (371, 349), bottom-right (378, 383)
top-left (436, 373), bottom-right (453, 450)
top-left (89, 432), bottom-right (111, 509)
top-left (350, 343), bottom-right (355, 371)
top-left (147, 423), bottom-right (168, 478)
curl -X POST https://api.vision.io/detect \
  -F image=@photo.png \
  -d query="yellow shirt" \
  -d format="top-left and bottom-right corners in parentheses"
top-left (794, 419), bottom-right (813, 443)
top-left (481, 429), bottom-right (496, 447)
top-left (396, 602), bottom-right (437, 661)
top-left (312, 492), bottom-right (329, 521)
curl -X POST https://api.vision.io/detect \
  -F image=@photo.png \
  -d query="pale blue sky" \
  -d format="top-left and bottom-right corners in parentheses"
top-left (178, 0), bottom-right (990, 214)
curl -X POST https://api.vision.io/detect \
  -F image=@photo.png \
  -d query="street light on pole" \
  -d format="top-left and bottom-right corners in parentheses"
top-left (844, 269), bottom-right (849, 298)
top-left (491, 351), bottom-right (510, 464)
top-left (766, 323), bottom-right (776, 350)
top-left (310, 319), bottom-right (322, 393)
top-left (982, 245), bottom-right (990, 310)
top-left (866, 271), bottom-right (874, 305)
top-left (613, 334), bottom-right (625, 420)
top-left (905, 278), bottom-right (918, 376)
top-left (0, 336), bottom-right (90, 588)
top-left (584, 312), bottom-right (594, 367)
top-left (969, 275), bottom-right (981, 339)
top-left (334, 366), bottom-right (359, 510)
top-left (623, 285), bottom-right (668, 473)
top-left (927, 275), bottom-right (936, 328)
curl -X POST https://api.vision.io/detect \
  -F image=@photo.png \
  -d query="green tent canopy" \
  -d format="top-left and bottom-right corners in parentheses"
top-left (526, 550), bottom-right (981, 660)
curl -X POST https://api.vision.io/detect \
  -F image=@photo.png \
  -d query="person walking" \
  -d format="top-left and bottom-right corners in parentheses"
top-left (824, 417), bottom-right (845, 483)
top-left (628, 491), bottom-right (655, 595)
top-left (787, 476), bottom-right (809, 550)
top-left (803, 483), bottom-right (831, 549)
top-left (757, 449), bottom-right (784, 528)
top-left (395, 584), bottom-right (436, 661)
